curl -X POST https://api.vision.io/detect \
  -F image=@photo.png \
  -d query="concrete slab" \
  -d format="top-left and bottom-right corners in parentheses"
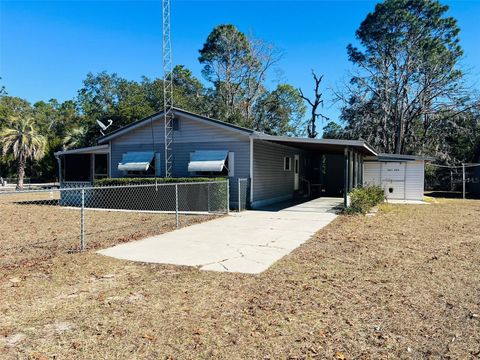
top-left (98, 197), bottom-right (342, 274)
top-left (387, 199), bottom-right (430, 205)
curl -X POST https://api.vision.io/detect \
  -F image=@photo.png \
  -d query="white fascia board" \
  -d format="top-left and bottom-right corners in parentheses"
top-left (54, 145), bottom-right (110, 156)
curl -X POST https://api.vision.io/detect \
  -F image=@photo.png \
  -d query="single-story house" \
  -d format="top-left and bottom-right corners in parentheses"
top-left (54, 108), bottom-right (428, 208)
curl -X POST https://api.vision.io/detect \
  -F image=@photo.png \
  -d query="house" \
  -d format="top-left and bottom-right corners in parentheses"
top-left (54, 108), bottom-right (428, 208)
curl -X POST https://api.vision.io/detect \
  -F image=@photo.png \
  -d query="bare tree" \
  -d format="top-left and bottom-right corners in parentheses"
top-left (299, 71), bottom-right (329, 138)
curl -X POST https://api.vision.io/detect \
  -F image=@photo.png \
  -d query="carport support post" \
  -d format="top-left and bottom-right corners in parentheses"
top-left (238, 178), bottom-right (241, 211)
top-left (207, 183), bottom-right (211, 213)
top-left (80, 189), bottom-right (85, 251)
top-left (55, 155), bottom-right (62, 184)
top-left (344, 148), bottom-right (349, 208)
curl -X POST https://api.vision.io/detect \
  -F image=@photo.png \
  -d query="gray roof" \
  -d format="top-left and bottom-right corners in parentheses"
top-left (251, 133), bottom-right (378, 156)
top-left (54, 144), bottom-right (109, 156)
top-left (375, 153), bottom-right (434, 161)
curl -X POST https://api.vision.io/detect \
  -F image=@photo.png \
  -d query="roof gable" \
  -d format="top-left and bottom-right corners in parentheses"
top-left (97, 108), bottom-right (253, 144)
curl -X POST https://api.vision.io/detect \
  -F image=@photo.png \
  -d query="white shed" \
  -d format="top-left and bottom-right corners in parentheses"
top-left (363, 154), bottom-right (431, 201)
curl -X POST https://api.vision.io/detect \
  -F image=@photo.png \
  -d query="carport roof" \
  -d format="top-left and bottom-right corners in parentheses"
top-left (371, 153), bottom-right (435, 161)
top-left (54, 144), bottom-right (110, 156)
top-left (251, 133), bottom-right (378, 156)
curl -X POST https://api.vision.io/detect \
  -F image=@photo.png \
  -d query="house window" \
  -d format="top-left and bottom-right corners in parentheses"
top-left (118, 152), bottom-right (155, 177)
top-left (188, 150), bottom-right (232, 177)
top-left (284, 156), bottom-right (291, 171)
top-left (124, 165), bottom-right (155, 177)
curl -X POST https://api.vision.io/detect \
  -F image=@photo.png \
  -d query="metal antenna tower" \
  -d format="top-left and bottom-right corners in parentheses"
top-left (162, 0), bottom-right (174, 177)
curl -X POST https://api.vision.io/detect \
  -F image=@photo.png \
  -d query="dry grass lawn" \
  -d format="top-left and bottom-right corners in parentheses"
top-left (1, 199), bottom-right (480, 359)
top-left (0, 192), bottom-right (215, 268)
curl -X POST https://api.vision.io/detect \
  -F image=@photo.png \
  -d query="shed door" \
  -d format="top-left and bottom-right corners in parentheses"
top-left (381, 162), bottom-right (406, 200)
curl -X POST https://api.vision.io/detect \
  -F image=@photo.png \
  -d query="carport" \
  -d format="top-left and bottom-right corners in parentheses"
top-left (250, 134), bottom-right (378, 207)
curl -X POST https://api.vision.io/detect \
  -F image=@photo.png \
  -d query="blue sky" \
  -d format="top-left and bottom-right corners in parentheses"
top-left (1, 0), bottom-right (479, 123)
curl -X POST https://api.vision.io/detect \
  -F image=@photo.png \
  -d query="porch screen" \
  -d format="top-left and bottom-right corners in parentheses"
top-left (64, 154), bottom-right (91, 182)
top-left (118, 152), bottom-right (154, 172)
top-left (188, 150), bottom-right (228, 172)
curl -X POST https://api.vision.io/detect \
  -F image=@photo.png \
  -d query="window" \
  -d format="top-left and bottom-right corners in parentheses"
top-left (124, 165), bottom-right (155, 177)
top-left (118, 152), bottom-right (155, 177)
top-left (294, 157), bottom-right (299, 174)
top-left (188, 150), bottom-right (233, 177)
top-left (284, 156), bottom-right (291, 171)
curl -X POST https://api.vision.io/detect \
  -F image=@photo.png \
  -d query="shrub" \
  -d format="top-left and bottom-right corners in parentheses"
top-left (346, 185), bottom-right (385, 214)
top-left (94, 177), bottom-right (226, 186)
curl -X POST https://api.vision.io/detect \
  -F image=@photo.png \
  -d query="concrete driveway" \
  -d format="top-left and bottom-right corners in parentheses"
top-left (98, 197), bottom-right (342, 274)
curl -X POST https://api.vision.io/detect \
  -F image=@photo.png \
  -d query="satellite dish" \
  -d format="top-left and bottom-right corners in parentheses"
top-left (96, 119), bottom-right (113, 136)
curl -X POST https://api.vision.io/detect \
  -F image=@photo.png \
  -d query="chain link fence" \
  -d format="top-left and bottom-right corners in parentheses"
top-left (0, 180), bottom-right (228, 268)
top-left (237, 178), bottom-right (249, 211)
top-left (0, 176), bottom-right (60, 191)
top-left (425, 163), bottom-right (480, 199)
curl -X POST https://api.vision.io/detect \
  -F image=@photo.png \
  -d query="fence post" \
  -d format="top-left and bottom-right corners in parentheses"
top-left (175, 183), bottom-right (179, 228)
top-left (226, 179), bottom-right (230, 214)
top-left (462, 163), bottom-right (466, 200)
top-left (207, 182), bottom-right (211, 213)
top-left (238, 178), bottom-right (241, 211)
top-left (80, 188), bottom-right (85, 251)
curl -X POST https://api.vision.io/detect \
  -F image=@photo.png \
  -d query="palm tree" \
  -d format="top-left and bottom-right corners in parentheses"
top-left (0, 116), bottom-right (46, 189)
top-left (62, 126), bottom-right (88, 151)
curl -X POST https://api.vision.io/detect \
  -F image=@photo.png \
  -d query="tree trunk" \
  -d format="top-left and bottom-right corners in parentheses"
top-left (395, 112), bottom-right (404, 154)
top-left (17, 155), bottom-right (25, 190)
top-left (309, 109), bottom-right (316, 138)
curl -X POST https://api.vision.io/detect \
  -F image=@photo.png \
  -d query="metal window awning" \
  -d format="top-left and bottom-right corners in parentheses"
top-left (188, 150), bottom-right (228, 172)
top-left (118, 152), bottom-right (154, 172)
